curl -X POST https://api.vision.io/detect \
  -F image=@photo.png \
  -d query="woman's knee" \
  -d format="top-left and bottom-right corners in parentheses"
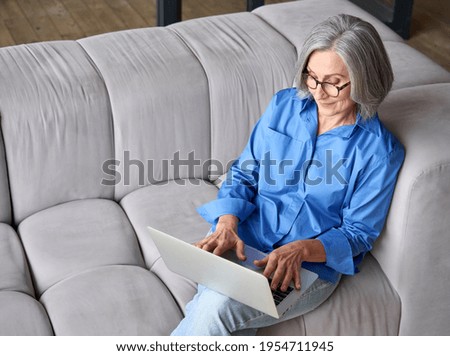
top-left (198, 289), bottom-right (245, 323)
top-left (198, 288), bottom-right (238, 315)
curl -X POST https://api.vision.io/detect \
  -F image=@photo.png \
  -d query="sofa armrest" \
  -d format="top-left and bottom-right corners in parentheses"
top-left (374, 83), bottom-right (450, 335)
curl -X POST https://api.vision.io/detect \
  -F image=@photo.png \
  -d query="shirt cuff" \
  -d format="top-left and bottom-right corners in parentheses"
top-left (316, 228), bottom-right (356, 275)
top-left (196, 198), bottom-right (256, 225)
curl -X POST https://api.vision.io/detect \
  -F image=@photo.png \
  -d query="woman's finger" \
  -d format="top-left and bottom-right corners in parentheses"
top-left (270, 262), bottom-right (286, 290)
top-left (202, 240), bottom-right (218, 252)
top-left (235, 239), bottom-right (247, 261)
top-left (293, 267), bottom-right (301, 290)
top-left (194, 232), bottom-right (217, 248)
top-left (253, 255), bottom-right (269, 267)
top-left (212, 241), bottom-right (229, 256)
top-left (262, 256), bottom-right (278, 283)
top-left (280, 268), bottom-right (294, 292)
top-left (200, 235), bottom-right (219, 252)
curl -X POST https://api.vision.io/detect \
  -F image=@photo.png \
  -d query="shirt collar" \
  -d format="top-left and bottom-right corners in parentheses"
top-left (296, 96), bottom-right (380, 139)
top-left (353, 112), bottom-right (380, 137)
top-left (292, 92), bottom-right (311, 113)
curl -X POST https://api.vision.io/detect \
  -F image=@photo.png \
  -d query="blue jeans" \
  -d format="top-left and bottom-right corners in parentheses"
top-left (171, 276), bottom-right (340, 336)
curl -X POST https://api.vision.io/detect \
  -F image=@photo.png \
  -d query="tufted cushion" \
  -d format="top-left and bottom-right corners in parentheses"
top-left (18, 198), bottom-right (145, 296)
top-left (0, 224), bottom-right (34, 295)
top-left (253, 0), bottom-right (402, 51)
top-left (78, 28), bottom-right (211, 201)
top-left (0, 223), bottom-right (51, 335)
top-left (258, 254), bottom-right (400, 335)
top-left (0, 41), bottom-right (114, 225)
top-left (0, 292), bottom-right (53, 336)
top-left (121, 179), bottom-right (218, 311)
top-left (170, 13), bottom-right (297, 177)
top-left (385, 42), bottom-right (450, 90)
top-left (40, 265), bottom-right (182, 335)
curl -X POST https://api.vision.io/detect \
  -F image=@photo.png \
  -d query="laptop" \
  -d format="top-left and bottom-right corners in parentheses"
top-left (148, 227), bottom-right (318, 319)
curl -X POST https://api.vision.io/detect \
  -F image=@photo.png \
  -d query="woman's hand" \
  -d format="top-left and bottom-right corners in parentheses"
top-left (254, 240), bottom-right (326, 292)
top-left (194, 215), bottom-right (246, 261)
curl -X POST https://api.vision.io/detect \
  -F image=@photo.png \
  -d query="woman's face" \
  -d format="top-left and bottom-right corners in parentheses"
top-left (306, 50), bottom-right (355, 118)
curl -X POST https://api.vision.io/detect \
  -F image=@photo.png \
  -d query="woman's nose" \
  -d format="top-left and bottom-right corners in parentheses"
top-left (314, 84), bottom-right (327, 99)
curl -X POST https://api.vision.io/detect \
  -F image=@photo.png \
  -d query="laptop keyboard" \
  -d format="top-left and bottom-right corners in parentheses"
top-left (268, 278), bottom-right (294, 305)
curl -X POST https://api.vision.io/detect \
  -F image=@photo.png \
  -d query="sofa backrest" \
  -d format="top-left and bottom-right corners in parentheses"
top-left (253, 0), bottom-right (403, 50)
top-left (169, 13), bottom-right (297, 178)
top-left (0, 42), bottom-right (114, 225)
top-left (78, 28), bottom-right (212, 201)
top-left (0, 128), bottom-right (11, 224)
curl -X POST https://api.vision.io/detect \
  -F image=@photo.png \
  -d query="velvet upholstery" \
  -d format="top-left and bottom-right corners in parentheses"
top-left (0, 0), bottom-right (449, 335)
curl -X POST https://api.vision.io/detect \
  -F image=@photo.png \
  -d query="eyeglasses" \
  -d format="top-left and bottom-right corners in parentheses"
top-left (303, 72), bottom-right (350, 97)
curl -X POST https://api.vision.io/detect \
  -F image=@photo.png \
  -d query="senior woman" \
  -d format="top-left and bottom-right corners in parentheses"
top-left (171, 14), bottom-right (404, 336)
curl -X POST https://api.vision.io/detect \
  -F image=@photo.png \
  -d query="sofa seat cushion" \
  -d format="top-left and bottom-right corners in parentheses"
top-left (0, 223), bottom-right (34, 295)
top-left (258, 254), bottom-right (400, 335)
top-left (18, 198), bottom-right (145, 296)
top-left (120, 179), bottom-right (218, 311)
top-left (0, 291), bottom-right (53, 335)
top-left (40, 265), bottom-right (182, 335)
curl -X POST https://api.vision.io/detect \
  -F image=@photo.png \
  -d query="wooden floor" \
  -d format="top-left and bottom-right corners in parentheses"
top-left (0, 0), bottom-right (449, 71)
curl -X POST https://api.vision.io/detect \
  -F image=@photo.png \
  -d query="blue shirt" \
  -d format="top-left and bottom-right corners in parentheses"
top-left (197, 88), bottom-right (405, 283)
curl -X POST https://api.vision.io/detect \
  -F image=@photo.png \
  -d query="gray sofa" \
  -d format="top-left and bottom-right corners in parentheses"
top-left (0, 0), bottom-right (449, 336)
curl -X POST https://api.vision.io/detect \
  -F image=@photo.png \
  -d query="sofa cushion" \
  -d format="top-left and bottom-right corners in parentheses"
top-left (0, 41), bottom-right (114, 225)
top-left (40, 265), bottom-right (182, 335)
top-left (253, 0), bottom-right (402, 50)
top-left (150, 258), bottom-right (198, 316)
top-left (120, 179), bottom-right (218, 310)
top-left (78, 28), bottom-right (211, 201)
top-left (0, 131), bottom-right (10, 224)
top-left (0, 291), bottom-right (53, 336)
top-left (258, 254), bottom-right (400, 335)
top-left (170, 13), bottom-right (297, 177)
top-left (0, 224), bottom-right (34, 295)
top-left (18, 198), bottom-right (145, 295)
top-left (303, 254), bottom-right (400, 335)
top-left (121, 179), bottom-right (217, 265)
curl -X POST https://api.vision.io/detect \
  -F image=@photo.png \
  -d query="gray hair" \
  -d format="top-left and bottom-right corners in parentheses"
top-left (295, 14), bottom-right (393, 119)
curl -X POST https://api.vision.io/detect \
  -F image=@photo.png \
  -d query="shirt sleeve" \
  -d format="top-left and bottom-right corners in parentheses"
top-left (196, 94), bottom-right (277, 225)
top-left (316, 143), bottom-right (405, 275)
